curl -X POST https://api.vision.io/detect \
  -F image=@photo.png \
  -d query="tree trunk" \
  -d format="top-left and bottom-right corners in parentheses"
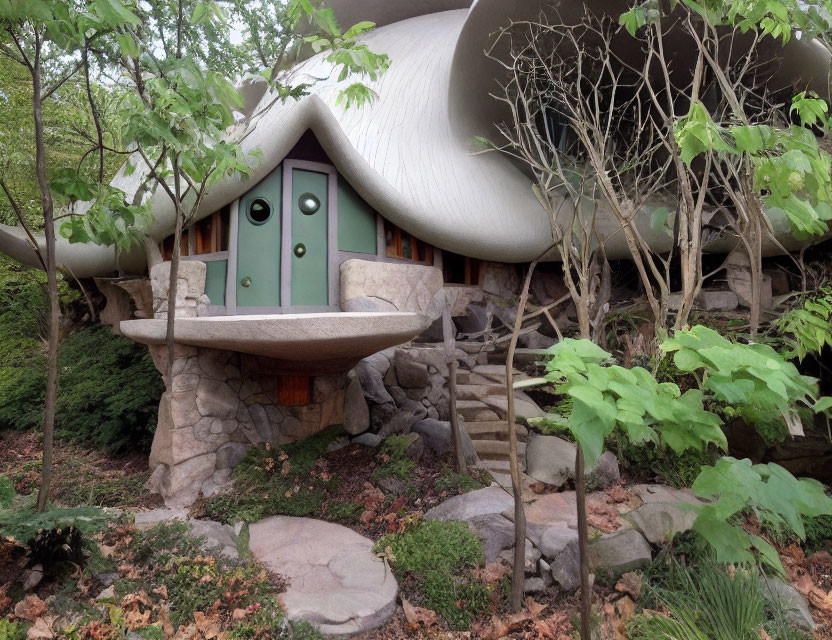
top-left (31, 61), bottom-right (59, 513)
top-left (507, 260), bottom-right (537, 611)
top-left (165, 161), bottom-right (184, 384)
top-left (443, 296), bottom-right (467, 474)
top-left (575, 443), bottom-right (591, 640)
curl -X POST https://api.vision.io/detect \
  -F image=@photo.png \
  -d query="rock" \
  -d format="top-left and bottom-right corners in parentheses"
top-left (411, 418), bottom-right (477, 464)
top-left (377, 400), bottom-right (427, 438)
top-left (196, 378), bottom-right (239, 419)
top-left (248, 404), bottom-right (273, 442)
top-left (134, 508), bottom-right (188, 531)
top-left (353, 433), bottom-right (383, 448)
top-left (623, 501), bottom-right (698, 545)
top-left (726, 268), bottom-right (773, 310)
top-left (456, 302), bottom-right (489, 335)
top-left (525, 436), bottom-right (574, 487)
top-left (403, 433), bottom-right (424, 460)
top-left (96, 586), bottom-right (116, 601)
top-left (530, 271), bottom-right (569, 306)
top-left (394, 354), bottom-right (431, 389)
top-left (695, 289), bottom-right (739, 311)
top-left (538, 558), bottom-right (553, 587)
top-left (216, 442), bottom-right (249, 470)
top-left (187, 519), bottom-right (240, 559)
top-left (95, 572), bottom-right (120, 588)
top-left (519, 331), bottom-right (557, 350)
top-left (536, 528), bottom-right (581, 591)
top-left (249, 516), bottom-right (398, 635)
top-left (425, 486), bottom-right (515, 522)
top-left (344, 375), bottom-right (370, 435)
top-left (524, 577), bottom-right (546, 594)
top-left (22, 565), bottom-right (44, 591)
top-left (525, 436), bottom-right (619, 489)
top-left (326, 437), bottom-right (350, 453)
top-left (498, 544), bottom-right (540, 573)
top-left (482, 262), bottom-right (521, 300)
top-left (357, 358), bottom-right (394, 406)
top-left (522, 492), bottom-right (578, 529)
top-left (589, 529), bottom-right (652, 576)
top-left (370, 402), bottom-right (398, 433)
top-left (467, 514), bottom-right (515, 563)
top-left (759, 576), bottom-right (815, 630)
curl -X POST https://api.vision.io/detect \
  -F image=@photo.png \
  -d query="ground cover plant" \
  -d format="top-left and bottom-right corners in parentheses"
top-left (194, 427), bottom-right (490, 538)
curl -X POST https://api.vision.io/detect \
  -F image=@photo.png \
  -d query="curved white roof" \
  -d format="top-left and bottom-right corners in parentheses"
top-left (1, 0), bottom-right (829, 276)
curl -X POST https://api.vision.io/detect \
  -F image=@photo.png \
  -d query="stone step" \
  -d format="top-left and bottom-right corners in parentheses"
top-left (456, 370), bottom-right (471, 385)
top-left (465, 421), bottom-right (529, 441)
top-left (480, 395), bottom-right (546, 421)
top-left (457, 400), bottom-right (502, 422)
top-left (456, 383), bottom-right (508, 401)
top-left (474, 439), bottom-right (527, 461)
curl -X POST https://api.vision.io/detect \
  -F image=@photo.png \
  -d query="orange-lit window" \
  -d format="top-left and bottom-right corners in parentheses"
top-left (442, 250), bottom-right (481, 286)
top-left (384, 220), bottom-right (434, 263)
top-left (276, 375), bottom-right (311, 406)
top-left (161, 206), bottom-right (230, 260)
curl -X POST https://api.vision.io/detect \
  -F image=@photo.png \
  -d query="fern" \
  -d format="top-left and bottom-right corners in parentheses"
top-left (774, 285), bottom-right (832, 361)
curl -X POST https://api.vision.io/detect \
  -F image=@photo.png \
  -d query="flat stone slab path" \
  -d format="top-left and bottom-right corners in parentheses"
top-left (248, 516), bottom-right (398, 637)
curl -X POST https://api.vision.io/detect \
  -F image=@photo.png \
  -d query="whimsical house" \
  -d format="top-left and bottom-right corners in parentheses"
top-left (1, 0), bottom-right (829, 505)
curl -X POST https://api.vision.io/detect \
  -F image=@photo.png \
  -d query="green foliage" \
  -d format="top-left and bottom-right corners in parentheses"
top-left (373, 435), bottom-right (416, 481)
top-left (0, 475), bottom-right (14, 509)
top-left (0, 322), bottom-right (164, 452)
top-left (0, 620), bottom-right (27, 640)
top-left (690, 457), bottom-right (832, 573)
top-left (376, 520), bottom-right (490, 629)
top-left (323, 499), bottom-right (361, 522)
top-left (434, 467), bottom-right (488, 495)
top-left (612, 439), bottom-right (717, 489)
top-left (629, 563), bottom-right (765, 640)
top-left (198, 426), bottom-right (343, 523)
top-left (803, 514), bottom-right (832, 552)
top-left (0, 505), bottom-right (112, 542)
top-left (774, 285), bottom-right (832, 361)
top-left (541, 337), bottom-right (725, 467)
top-left (663, 325), bottom-right (823, 435)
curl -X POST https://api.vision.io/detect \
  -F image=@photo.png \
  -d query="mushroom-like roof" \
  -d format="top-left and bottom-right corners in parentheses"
top-left (1, 0), bottom-right (829, 277)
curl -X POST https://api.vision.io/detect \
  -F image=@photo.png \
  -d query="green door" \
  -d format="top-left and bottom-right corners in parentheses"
top-left (237, 166), bottom-right (282, 307)
top-left (290, 169), bottom-right (328, 306)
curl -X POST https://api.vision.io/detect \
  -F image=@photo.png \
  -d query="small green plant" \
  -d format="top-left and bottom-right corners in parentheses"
top-left (0, 505), bottom-right (111, 542)
top-left (376, 520), bottom-right (489, 629)
top-left (0, 475), bottom-right (14, 508)
top-left (324, 500), bottom-right (361, 522)
top-left (434, 467), bottom-right (486, 495)
top-left (0, 619), bottom-right (27, 640)
top-left (774, 285), bottom-right (832, 361)
top-left (628, 563), bottom-right (765, 640)
top-left (373, 435), bottom-right (416, 481)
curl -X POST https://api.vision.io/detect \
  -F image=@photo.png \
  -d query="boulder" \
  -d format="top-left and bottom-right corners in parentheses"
top-left (195, 378), bottom-right (239, 419)
top-left (187, 519), bottom-right (240, 559)
top-left (524, 577), bottom-right (546, 594)
top-left (498, 544), bottom-right (540, 574)
top-left (353, 432), bottom-right (383, 448)
top-left (695, 289), bottom-right (739, 311)
top-left (588, 529), bottom-right (652, 576)
top-left (623, 501), bottom-right (698, 545)
top-left (134, 508), bottom-right (188, 531)
top-left (340, 259), bottom-right (443, 315)
top-left (344, 375), bottom-right (370, 435)
top-left (425, 486), bottom-right (514, 522)
top-left (411, 418), bottom-right (477, 464)
top-left (525, 436), bottom-right (619, 489)
top-left (216, 442), bottom-right (249, 470)
top-left (394, 355), bottom-right (431, 389)
top-left (357, 358), bottom-right (394, 406)
top-left (536, 527), bottom-right (581, 591)
top-left (759, 576), bottom-right (815, 630)
top-left (377, 400), bottom-right (427, 438)
top-left (467, 514), bottom-right (515, 563)
top-left (249, 516), bottom-right (398, 636)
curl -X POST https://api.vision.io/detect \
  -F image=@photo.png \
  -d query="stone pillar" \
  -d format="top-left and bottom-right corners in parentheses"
top-left (150, 260), bottom-right (211, 319)
top-left (144, 344), bottom-right (348, 507)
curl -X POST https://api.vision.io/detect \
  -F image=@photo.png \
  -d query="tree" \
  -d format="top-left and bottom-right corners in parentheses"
top-left (0, 1), bottom-right (140, 511)
top-left (60, 0), bottom-right (390, 387)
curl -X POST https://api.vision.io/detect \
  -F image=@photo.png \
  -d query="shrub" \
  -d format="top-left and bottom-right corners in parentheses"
top-left (376, 520), bottom-right (489, 629)
top-left (0, 324), bottom-right (164, 453)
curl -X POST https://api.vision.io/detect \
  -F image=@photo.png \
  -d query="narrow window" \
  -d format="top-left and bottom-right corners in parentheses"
top-left (384, 220), bottom-right (433, 263)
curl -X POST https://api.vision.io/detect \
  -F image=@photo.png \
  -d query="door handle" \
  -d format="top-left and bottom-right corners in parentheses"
top-left (294, 243), bottom-right (306, 258)
top-left (240, 276), bottom-right (252, 287)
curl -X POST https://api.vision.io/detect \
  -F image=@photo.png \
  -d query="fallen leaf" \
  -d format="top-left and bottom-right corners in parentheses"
top-left (616, 595), bottom-right (636, 621)
top-left (402, 597), bottom-right (438, 629)
top-left (526, 597), bottom-right (547, 617)
top-left (158, 604), bottom-right (174, 638)
top-left (14, 594), bottom-right (48, 621)
top-left (615, 572), bottom-right (643, 600)
top-left (194, 611), bottom-right (221, 639)
top-left (473, 562), bottom-right (511, 584)
top-left (153, 584), bottom-right (168, 600)
top-left (232, 608), bottom-right (248, 621)
top-left (26, 616), bottom-right (55, 640)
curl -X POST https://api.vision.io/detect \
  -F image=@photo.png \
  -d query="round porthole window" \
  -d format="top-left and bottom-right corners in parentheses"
top-left (247, 198), bottom-right (272, 225)
top-left (298, 192), bottom-right (320, 215)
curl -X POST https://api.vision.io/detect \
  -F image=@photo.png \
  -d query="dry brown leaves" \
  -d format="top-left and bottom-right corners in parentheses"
top-left (600, 596), bottom-right (637, 640)
top-left (614, 572), bottom-right (643, 601)
top-left (14, 593), bottom-right (48, 621)
top-left (781, 544), bottom-right (832, 615)
top-left (586, 495), bottom-right (623, 534)
top-left (471, 598), bottom-right (571, 640)
top-left (402, 598), bottom-right (438, 631)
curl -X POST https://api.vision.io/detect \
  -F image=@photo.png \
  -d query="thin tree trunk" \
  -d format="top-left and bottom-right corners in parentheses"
top-left (507, 259), bottom-right (537, 611)
top-left (31, 55), bottom-right (59, 513)
top-left (575, 443), bottom-right (591, 640)
top-left (443, 297), bottom-right (467, 474)
top-left (165, 159), bottom-right (184, 383)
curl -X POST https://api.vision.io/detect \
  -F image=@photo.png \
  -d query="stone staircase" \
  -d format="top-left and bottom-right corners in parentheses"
top-left (454, 360), bottom-right (545, 487)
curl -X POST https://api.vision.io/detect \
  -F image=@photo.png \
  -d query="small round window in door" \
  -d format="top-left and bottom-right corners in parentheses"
top-left (247, 198), bottom-right (272, 225)
top-left (298, 193), bottom-right (320, 215)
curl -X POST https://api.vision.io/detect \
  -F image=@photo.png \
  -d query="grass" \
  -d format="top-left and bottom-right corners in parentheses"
top-left (376, 520), bottom-right (492, 630)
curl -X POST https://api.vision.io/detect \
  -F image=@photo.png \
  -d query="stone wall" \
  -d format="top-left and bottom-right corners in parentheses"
top-left (145, 343), bottom-right (347, 507)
